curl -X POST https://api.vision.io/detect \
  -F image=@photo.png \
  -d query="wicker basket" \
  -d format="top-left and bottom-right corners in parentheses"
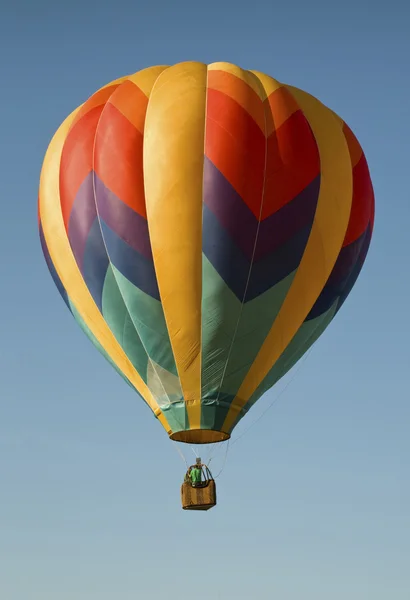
top-left (181, 479), bottom-right (216, 511)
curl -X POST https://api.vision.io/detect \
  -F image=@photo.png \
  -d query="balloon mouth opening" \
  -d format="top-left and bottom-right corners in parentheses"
top-left (169, 429), bottom-right (230, 444)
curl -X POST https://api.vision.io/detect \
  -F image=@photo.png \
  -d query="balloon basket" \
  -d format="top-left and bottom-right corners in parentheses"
top-left (181, 479), bottom-right (216, 511)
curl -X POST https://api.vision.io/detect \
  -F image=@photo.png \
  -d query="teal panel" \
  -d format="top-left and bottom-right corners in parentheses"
top-left (201, 255), bottom-right (296, 428)
top-left (201, 256), bottom-right (242, 400)
top-left (218, 272), bottom-right (296, 396)
top-left (161, 401), bottom-right (189, 434)
top-left (228, 301), bottom-right (339, 431)
top-left (111, 265), bottom-right (179, 377)
top-left (108, 266), bottom-right (188, 431)
top-left (101, 264), bottom-right (149, 382)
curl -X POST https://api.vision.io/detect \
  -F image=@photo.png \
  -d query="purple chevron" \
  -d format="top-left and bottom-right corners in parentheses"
top-left (203, 157), bottom-right (320, 261)
top-left (68, 172), bottom-right (153, 273)
top-left (68, 172), bottom-right (96, 271)
top-left (335, 222), bottom-right (373, 314)
top-left (307, 224), bottom-right (371, 320)
top-left (203, 202), bottom-right (313, 301)
top-left (93, 175), bottom-right (153, 261)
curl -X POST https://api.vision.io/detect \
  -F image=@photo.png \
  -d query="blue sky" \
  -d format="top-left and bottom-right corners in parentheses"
top-left (1, 1), bottom-right (409, 598)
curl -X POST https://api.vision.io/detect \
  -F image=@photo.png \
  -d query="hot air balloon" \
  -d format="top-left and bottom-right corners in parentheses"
top-left (38, 62), bottom-right (374, 510)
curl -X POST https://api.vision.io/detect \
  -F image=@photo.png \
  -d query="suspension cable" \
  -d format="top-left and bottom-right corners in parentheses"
top-left (171, 440), bottom-right (189, 468)
top-left (231, 348), bottom-right (313, 447)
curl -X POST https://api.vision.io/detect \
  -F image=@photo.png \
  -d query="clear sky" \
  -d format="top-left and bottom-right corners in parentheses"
top-left (1, 1), bottom-right (409, 599)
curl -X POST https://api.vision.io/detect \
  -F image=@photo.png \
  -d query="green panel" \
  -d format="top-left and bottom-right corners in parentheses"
top-left (201, 256), bottom-right (242, 401)
top-left (111, 265), bottom-right (179, 377)
top-left (101, 265), bottom-right (149, 382)
top-left (218, 273), bottom-right (296, 397)
top-left (200, 398), bottom-right (245, 431)
top-left (161, 401), bottom-right (190, 434)
top-left (201, 255), bottom-right (296, 408)
top-left (108, 265), bottom-right (188, 431)
top-left (228, 301), bottom-right (339, 431)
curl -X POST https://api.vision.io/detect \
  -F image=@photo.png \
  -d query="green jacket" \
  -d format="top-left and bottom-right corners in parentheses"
top-left (190, 467), bottom-right (202, 485)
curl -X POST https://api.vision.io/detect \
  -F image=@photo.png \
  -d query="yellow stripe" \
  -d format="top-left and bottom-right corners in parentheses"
top-left (39, 104), bottom-right (172, 435)
top-left (143, 61), bottom-right (207, 429)
top-left (223, 82), bottom-right (353, 432)
top-left (250, 70), bottom-right (282, 97)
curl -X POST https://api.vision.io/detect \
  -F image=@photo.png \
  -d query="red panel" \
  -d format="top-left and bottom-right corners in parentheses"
top-left (59, 105), bottom-right (103, 230)
top-left (261, 109), bottom-right (320, 219)
top-left (205, 88), bottom-right (266, 218)
top-left (94, 102), bottom-right (146, 218)
top-left (343, 153), bottom-right (374, 247)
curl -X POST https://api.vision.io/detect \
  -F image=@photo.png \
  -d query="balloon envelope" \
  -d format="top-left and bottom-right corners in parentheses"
top-left (38, 62), bottom-right (374, 444)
